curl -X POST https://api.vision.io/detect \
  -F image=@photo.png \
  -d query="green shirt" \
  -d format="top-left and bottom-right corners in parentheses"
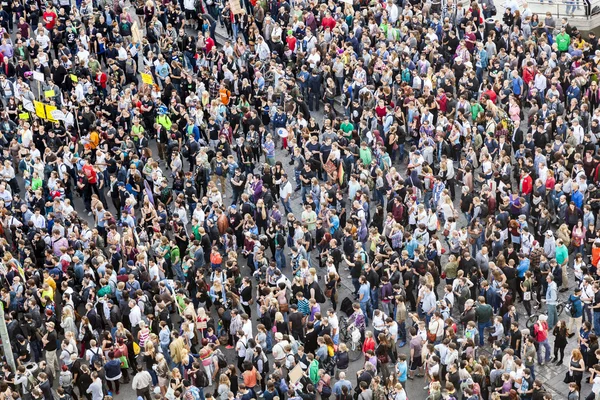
top-left (359, 147), bottom-right (372, 165)
top-left (97, 285), bottom-right (112, 297)
top-left (556, 33), bottom-right (571, 52)
top-left (556, 244), bottom-right (569, 266)
top-left (31, 177), bottom-right (43, 191)
top-left (340, 121), bottom-right (354, 134)
top-left (475, 303), bottom-right (493, 323)
top-left (471, 103), bottom-right (484, 121)
top-left (170, 246), bottom-right (180, 263)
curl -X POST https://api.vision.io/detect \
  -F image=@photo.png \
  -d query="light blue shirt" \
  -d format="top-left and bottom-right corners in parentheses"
top-left (358, 283), bottom-right (371, 304)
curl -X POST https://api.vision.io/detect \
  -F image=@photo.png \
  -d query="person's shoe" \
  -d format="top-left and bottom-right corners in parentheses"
top-left (294, 187), bottom-right (301, 192)
top-left (288, 160), bottom-right (294, 165)
top-left (568, 333), bottom-right (576, 338)
top-left (549, 357), bottom-right (555, 363)
top-left (556, 359), bottom-right (563, 366)
top-left (398, 341), bottom-right (406, 347)
top-left (407, 376), bottom-right (414, 380)
top-left (115, 391), bottom-right (120, 395)
top-left (539, 362), bottom-right (544, 366)
top-left (423, 386), bottom-right (429, 390)
top-left (226, 345), bottom-right (234, 349)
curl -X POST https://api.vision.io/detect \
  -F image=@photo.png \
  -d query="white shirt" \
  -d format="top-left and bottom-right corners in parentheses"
top-left (129, 305), bottom-right (142, 327)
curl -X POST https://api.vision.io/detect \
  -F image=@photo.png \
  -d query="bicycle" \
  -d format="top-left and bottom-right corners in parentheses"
top-left (339, 316), bottom-right (364, 361)
top-left (525, 300), bottom-right (567, 329)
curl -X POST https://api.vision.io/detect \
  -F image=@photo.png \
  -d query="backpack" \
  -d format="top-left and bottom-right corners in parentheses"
top-left (320, 380), bottom-right (332, 397)
top-left (480, 203), bottom-right (489, 218)
top-left (197, 369), bottom-right (209, 388)
top-left (568, 298), bottom-right (577, 317)
top-left (140, 294), bottom-right (153, 316)
top-left (90, 347), bottom-right (103, 366)
top-left (26, 370), bottom-right (39, 392)
top-left (216, 351), bottom-right (227, 368)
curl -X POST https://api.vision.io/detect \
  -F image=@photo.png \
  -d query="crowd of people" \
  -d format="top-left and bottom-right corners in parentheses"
top-left (0, 0), bottom-right (599, 399)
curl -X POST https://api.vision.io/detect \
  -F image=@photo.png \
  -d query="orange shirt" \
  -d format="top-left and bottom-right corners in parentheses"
top-left (219, 88), bottom-right (231, 105)
top-left (243, 368), bottom-right (259, 388)
top-left (592, 246), bottom-right (600, 267)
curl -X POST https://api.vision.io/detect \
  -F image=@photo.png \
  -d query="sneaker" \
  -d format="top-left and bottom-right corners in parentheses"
top-left (398, 341), bottom-right (406, 347)
top-left (226, 345), bottom-right (234, 349)
top-left (347, 275), bottom-right (352, 279)
top-left (423, 386), bottom-right (429, 390)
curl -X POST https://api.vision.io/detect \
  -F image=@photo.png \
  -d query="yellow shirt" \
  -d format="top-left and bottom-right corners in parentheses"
top-left (45, 276), bottom-right (56, 292)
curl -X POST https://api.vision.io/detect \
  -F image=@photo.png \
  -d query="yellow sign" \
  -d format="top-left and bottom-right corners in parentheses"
top-left (45, 104), bottom-right (58, 123)
top-left (44, 90), bottom-right (55, 98)
top-left (18, 113), bottom-right (29, 120)
top-left (70, 74), bottom-right (78, 82)
top-left (34, 101), bottom-right (45, 119)
top-left (141, 73), bottom-right (154, 85)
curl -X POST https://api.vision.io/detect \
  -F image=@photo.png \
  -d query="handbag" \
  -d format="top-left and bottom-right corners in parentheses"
top-left (564, 371), bottom-right (573, 383)
top-left (325, 287), bottom-right (333, 298)
top-left (279, 303), bottom-right (289, 313)
top-left (524, 291), bottom-right (531, 301)
top-left (427, 331), bottom-right (437, 343)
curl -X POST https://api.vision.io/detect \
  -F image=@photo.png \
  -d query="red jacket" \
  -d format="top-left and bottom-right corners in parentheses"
top-left (533, 321), bottom-right (548, 342)
top-left (520, 174), bottom-right (533, 195)
top-left (321, 16), bottom-right (336, 31)
top-left (95, 72), bottom-right (107, 89)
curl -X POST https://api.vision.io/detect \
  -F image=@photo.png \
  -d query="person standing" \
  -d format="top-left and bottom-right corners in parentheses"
top-left (546, 275), bottom-right (559, 329)
top-left (552, 320), bottom-right (568, 365)
top-left (131, 364), bottom-right (153, 400)
top-left (86, 372), bottom-right (104, 400)
top-left (41, 321), bottom-right (59, 379)
top-left (533, 315), bottom-right (552, 366)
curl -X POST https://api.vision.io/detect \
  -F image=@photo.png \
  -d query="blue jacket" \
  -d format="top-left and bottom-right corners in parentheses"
top-left (104, 359), bottom-right (122, 379)
top-left (569, 294), bottom-right (584, 318)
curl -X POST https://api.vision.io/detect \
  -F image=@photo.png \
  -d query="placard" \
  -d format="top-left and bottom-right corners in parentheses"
top-left (141, 72), bottom-right (154, 85)
top-left (18, 113), bottom-right (29, 120)
top-left (34, 101), bottom-right (45, 119)
top-left (288, 364), bottom-right (303, 385)
top-left (32, 71), bottom-right (44, 82)
top-left (230, 0), bottom-right (245, 14)
top-left (70, 74), bottom-right (78, 82)
top-left (50, 109), bottom-right (66, 121)
top-left (45, 105), bottom-right (58, 123)
top-left (44, 90), bottom-right (55, 98)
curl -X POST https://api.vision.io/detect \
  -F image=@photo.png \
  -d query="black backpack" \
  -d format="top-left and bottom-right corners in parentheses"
top-left (197, 369), bottom-right (209, 388)
top-left (90, 348), bottom-right (103, 366)
top-left (140, 294), bottom-right (153, 316)
top-left (216, 352), bottom-right (227, 368)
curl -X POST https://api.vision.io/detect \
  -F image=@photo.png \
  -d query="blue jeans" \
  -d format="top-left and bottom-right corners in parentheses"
top-left (172, 262), bottom-right (185, 282)
top-left (301, 185), bottom-right (310, 202)
top-left (275, 248), bottom-right (286, 269)
top-left (351, 278), bottom-right (360, 295)
top-left (529, 364), bottom-right (535, 381)
top-left (547, 304), bottom-right (558, 329)
top-left (398, 321), bottom-right (406, 344)
top-left (593, 312), bottom-right (600, 334)
top-left (370, 288), bottom-right (379, 312)
top-left (360, 301), bottom-right (370, 326)
top-left (161, 343), bottom-right (174, 368)
top-left (281, 198), bottom-right (293, 214)
top-left (537, 338), bottom-right (551, 364)
top-left (423, 191), bottom-right (433, 210)
top-left (477, 321), bottom-right (493, 346)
